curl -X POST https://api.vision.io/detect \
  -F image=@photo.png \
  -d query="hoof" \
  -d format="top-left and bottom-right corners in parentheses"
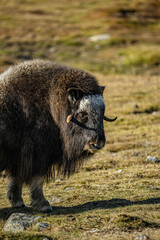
top-left (30, 200), bottom-right (53, 213)
top-left (40, 206), bottom-right (53, 213)
top-left (12, 202), bottom-right (26, 208)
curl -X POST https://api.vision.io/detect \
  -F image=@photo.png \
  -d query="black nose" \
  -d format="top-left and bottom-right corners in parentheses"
top-left (92, 141), bottom-right (105, 150)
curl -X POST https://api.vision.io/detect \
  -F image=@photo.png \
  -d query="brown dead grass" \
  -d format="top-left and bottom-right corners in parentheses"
top-left (0, 0), bottom-right (160, 239)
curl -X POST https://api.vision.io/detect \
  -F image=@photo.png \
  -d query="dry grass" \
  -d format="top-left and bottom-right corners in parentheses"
top-left (0, 0), bottom-right (160, 239)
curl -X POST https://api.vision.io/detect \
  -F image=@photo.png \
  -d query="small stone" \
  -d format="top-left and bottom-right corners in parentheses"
top-left (115, 169), bottom-right (123, 173)
top-left (135, 234), bottom-right (150, 240)
top-left (64, 187), bottom-right (74, 191)
top-left (3, 213), bottom-right (41, 233)
top-left (89, 34), bottom-right (111, 42)
top-left (55, 178), bottom-right (64, 182)
top-left (43, 238), bottom-right (50, 240)
top-left (149, 187), bottom-right (159, 190)
top-left (49, 47), bottom-right (56, 53)
top-left (86, 229), bottom-right (104, 233)
top-left (146, 156), bottom-right (160, 163)
top-left (37, 222), bottom-right (50, 230)
top-left (152, 111), bottom-right (158, 115)
top-left (50, 197), bottom-right (63, 203)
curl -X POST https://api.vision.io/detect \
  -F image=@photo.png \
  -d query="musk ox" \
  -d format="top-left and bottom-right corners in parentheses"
top-left (0, 60), bottom-right (116, 212)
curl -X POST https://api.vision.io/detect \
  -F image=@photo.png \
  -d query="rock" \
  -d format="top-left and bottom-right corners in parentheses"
top-left (86, 229), bottom-right (104, 233)
top-left (89, 34), bottom-right (111, 42)
top-left (3, 213), bottom-right (41, 233)
top-left (50, 197), bottom-right (63, 203)
top-left (146, 156), bottom-right (160, 163)
top-left (64, 187), bottom-right (74, 191)
top-left (55, 178), bottom-right (64, 182)
top-left (35, 222), bottom-right (50, 230)
top-left (152, 111), bottom-right (158, 115)
top-left (49, 47), bottom-right (56, 53)
top-left (115, 169), bottom-right (123, 173)
top-left (149, 187), bottom-right (159, 190)
top-left (135, 234), bottom-right (150, 240)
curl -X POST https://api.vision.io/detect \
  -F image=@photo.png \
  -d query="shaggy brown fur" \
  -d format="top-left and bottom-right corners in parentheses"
top-left (0, 60), bottom-right (108, 211)
top-left (0, 60), bottom-right (102, 181)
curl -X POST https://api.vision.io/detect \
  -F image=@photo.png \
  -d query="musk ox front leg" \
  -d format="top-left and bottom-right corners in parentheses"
top-left (7, 177), bottom-right (25, 208)
top-left (29, 176), bottom-right (52, 213)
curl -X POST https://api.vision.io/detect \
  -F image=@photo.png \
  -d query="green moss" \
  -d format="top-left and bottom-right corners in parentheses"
top-left (118, 45), bottom-right (160, 67)
top-left (57, 36), bottom-right (84, 47)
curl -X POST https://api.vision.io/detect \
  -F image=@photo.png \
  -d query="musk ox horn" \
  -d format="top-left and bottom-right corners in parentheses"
top-left (103, 116), bottom-right (117, 122)
top-left (66, 113), bottom-right (74, 123)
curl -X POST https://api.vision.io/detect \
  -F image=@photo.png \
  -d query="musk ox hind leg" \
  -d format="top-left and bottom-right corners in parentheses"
top-left (7, 177), bottom-right (25, 208)
top-left (29, 176), bottom-right (53, 213)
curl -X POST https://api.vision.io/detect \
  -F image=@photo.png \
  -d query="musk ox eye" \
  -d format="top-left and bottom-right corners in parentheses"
top-left (76, 111), bottom-right (88, 123)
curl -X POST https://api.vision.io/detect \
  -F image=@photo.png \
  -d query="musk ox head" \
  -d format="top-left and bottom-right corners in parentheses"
top-left (58, 86), bottom-right (117, 175)
top-left (67, 89), bottom-right (106, 153)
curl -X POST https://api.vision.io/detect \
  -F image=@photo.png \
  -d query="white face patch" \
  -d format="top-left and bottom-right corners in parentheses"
top-left (75, 94), bottom-right (106, 152)
top-left (78, 94), bottom-right (105, 113)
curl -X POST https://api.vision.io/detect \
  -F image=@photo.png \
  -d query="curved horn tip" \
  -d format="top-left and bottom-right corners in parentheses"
top-left (66, 113), bottom-right (73, 123)
top-left (103, 116), bottom-right (117, 122)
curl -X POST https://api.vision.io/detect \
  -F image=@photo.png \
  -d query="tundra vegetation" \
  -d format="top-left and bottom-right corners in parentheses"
top-left (0, 0), bottom-right (160, 239)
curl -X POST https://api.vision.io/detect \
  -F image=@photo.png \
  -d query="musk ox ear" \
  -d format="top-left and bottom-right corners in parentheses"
top-left (67, 88), bottom-right (84, 105)
top-left (99, 86), bottom-right (105, 95)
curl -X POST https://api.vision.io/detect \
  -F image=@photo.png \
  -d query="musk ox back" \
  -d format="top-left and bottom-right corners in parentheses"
top-left (0, 60), bottom-right (116, 212)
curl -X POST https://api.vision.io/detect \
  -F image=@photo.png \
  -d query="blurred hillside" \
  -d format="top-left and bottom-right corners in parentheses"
top-left (0, 0), bottom-right (160, 74)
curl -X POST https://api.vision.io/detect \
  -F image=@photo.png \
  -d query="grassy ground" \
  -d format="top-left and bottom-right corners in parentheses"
top-left (0, 0), bottom-right (160, 239)
top-left (0, 74), bottom-right (160, 240)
